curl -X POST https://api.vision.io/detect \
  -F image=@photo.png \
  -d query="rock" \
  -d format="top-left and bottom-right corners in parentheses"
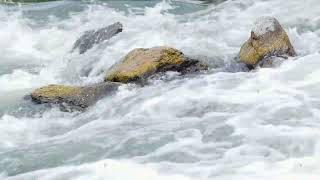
top-left (31, 82), bottom-right (120, 111)
top-left (72, 22), bottom-right (123, 54)
top-left (239, 16), bottom-right (295, 68)
top-left (257, 56), bottom-right (288, 68)
top-left (105, 46), bottom-right (208, 83)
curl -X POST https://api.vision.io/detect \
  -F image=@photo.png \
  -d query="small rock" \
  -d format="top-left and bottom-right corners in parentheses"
top-left (224, 61), bottom-right (249, 72)
top-left (105, 46), bottom-right (208, 83)
top-left (31, 82), bottom-right (120, 111)
top-left (72, 22), bottom-right (123, 54)
top-left (239, 16), bottom-right (295, 68)
top-left (258, 56), bottom-right (288, 68)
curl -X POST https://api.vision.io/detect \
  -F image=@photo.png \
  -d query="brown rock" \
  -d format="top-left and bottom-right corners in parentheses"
top-left (31, 82), bottom-right (120, 110)
top-left (105, 46), bottom-right (208, 83)
top-left (239, 16), bottom-right (295, 67)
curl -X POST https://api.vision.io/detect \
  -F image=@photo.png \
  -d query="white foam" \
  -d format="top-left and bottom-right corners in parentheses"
top-left (0, 110), bottom-right (80, 149)
top-left (4, 159), bottom-right (191, 180)
top-left (1, 0), bottom-right (320, 179)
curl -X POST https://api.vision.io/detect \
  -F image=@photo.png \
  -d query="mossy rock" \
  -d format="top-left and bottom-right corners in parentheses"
top-left (32, 85), bottom-right (81, 99)
top-left (105, 46), bottom-right (208, 83)
top-left (31, 82), bottom-right (120, 110)
top-left (239, 16), bottom-right (295, 67)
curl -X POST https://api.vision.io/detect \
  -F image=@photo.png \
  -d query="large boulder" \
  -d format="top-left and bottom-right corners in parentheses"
top-left (31, 82), bottom-right (120, 110)
top-left (105, 46), bottom-right (208, 83)
top-left (72, 22), bottom-right (123, 54)
top-left (239, 17), bottom-right (295, 68)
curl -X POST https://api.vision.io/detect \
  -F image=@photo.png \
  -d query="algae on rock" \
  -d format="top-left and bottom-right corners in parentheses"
top-left (105, 46), bottom-right (208, 83)
top-left (31, 82), bottom-right (120, 111)
top-left (239, 16), bottom-right (295, 68)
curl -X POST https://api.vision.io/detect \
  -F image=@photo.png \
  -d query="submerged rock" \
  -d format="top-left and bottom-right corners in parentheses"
top-left (105, 46), bottom-right (208, 83)
top-left (257, 56), bottom-right (289, 68)
top-left (239, 16), bottom-right (295, 68)
top-left (31, 82), bottom-right (120, 111)
top-left (72, 22), bottom-right (123, 54)
top-left (224, 61), bottom-right (250, 73)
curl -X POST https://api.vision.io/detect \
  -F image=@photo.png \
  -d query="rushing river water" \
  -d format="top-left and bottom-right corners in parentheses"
top-left (0, 0), bottom-right (320, 179)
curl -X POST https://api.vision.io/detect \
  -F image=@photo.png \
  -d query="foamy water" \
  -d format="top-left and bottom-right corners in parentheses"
top-left (0, 0), bottom-right (320, 179)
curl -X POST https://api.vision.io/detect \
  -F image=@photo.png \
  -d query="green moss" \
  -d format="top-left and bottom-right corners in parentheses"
top-left (157, 47), bottom-right (184, 67)
top-left (106, 61), bottom-right (156, 83)
top-left (32, 84), bottom-right (81, 98)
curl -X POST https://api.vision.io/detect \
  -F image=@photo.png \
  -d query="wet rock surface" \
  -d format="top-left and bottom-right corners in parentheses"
top-left (72, 22), bottom-right (123, 54)
top-left (105, 46), bottom-right (208, 83)
top-left (30, 17), bottom-right (297, 110)
top-left (239, 16), bottom-right (295, 68)
top-left (31, 82), bottom-right (120, 111)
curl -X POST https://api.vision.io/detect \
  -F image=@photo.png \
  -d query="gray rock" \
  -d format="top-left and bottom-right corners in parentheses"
top-left (258, 56), bottom-right (288, 68)
top-left (72, 22), bottom-right (123, 54)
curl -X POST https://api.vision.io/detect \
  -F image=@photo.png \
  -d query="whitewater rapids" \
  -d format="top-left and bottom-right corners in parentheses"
top-left (0, 0), bottom-right (320, 179)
